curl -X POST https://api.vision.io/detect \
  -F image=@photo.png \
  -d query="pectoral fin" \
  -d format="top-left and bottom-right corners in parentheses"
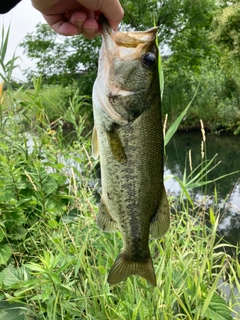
top-left (150, 186), bottom-right (170, 239)
top-left (92, 125), bottom-right (99, 160)
top-left (106, 128), bottom-right (127, 163)
top-left (97, 198), bottom-right (118, 232)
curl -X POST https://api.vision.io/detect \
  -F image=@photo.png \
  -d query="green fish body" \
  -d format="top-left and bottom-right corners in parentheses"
top-left (92, 19), bottom-right (170, 286)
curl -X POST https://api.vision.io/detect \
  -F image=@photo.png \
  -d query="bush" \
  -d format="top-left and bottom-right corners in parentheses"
top-left (162, 57), bottom-right (240, 133)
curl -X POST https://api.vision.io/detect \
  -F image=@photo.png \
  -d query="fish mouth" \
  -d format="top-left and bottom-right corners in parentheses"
top-left (94, 16), bottom-right (158, 125)
top-left (100, 15), bottom-right (158, 61)
top-left (98, 16), bottom-right (158, 94)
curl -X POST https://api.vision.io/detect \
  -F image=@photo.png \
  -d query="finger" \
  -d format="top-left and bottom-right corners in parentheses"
top-left (78, 10), bottom-right (99, 39)
top-left (69, 11), bottom-right (99, 38)
top-left (43, 14), bottom-right (79, 36)
top-left (101, 1), bottom-right (124, 31)
top-left (76, 0), bottom-right (124, 31)
top-left (68, 11), bottom-right (87, 34)
top-left (82, 18), bottom-right (99, 39)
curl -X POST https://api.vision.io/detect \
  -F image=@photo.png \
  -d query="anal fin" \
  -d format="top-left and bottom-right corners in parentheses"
top-left (97, 198), bottom-right (118, 232)
top-left (150, 186), bottom-right (170, 239)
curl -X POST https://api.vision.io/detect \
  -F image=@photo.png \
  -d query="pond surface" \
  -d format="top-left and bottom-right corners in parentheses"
top-left (164, 131), bottom-right (240, 245)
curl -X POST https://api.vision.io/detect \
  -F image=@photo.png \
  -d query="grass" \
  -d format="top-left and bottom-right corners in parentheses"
top-left (0, 25), bottom-right (239, 320)
top-left (0, 89), bottom-right (239, 318)
top-left (1, 183), bottom-right (239, 319)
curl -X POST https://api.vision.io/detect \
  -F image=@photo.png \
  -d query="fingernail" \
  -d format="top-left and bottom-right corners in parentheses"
top-left (76, 19), bottom-right (84, 27)
top-left (85, 27), bottom-right (97, 34)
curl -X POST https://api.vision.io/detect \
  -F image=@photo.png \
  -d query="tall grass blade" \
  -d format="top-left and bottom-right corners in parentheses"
top-left (0, 25), bottom-right (11, 72)
top-left (164, 86), bottom-right (199, 147)
top-left (0, 24), bottom-right (19, 84)
top-left (173, 175), bottom-right (194, 206)
top-left (154, 16), bottom-right (164, 100)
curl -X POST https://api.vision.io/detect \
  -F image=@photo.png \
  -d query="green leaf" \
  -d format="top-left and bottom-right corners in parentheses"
top-left (0, 266), bottom-right (30, 289)
top-left (42, 175), bottom-right (58, 195)
top-left (0, 26), bottom-right (10, 67)
top-left (0, 245), bottom-right (11, 265)
top-left (1, 268), bottom-right (21, 287)
top-left (154, 20), bottom-right (164, 101)
top-left (172, 175), bottom-right (194, 207)
top-left (209, 207), bottom-right (215, 225)
top-left (0, 229), bottom-right (5, 243)
top-left (0, 308), bottom-right (27, 320)
top-left (25, 263), bottom-right (45, 273)
top-left (48, 219), bottom-right (59, 229)
top-left (164, 86), bottom-right (199, 147)
top-left (204, 293), bottom-right (233, 320)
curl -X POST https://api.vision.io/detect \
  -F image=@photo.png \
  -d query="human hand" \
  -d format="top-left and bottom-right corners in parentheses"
top-left (31, 0), bottom-right (124, 38)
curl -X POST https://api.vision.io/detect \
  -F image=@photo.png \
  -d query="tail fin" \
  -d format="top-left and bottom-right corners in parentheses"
top-left (107, 252), bottom-right (156, 286)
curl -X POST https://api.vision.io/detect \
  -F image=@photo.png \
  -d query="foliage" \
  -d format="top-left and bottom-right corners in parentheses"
top-left (0, 91), bottom-right (239, 318)
top-left (22, 77), bottom-right (93, 136)
top-left (211, 3), bottom-right (240, 131)
top-left (164, 87), bottom-right (198, 147)
top-left (0, 167), bottom-right (238, 319)
top-left (20, 1), bottom-right (217, 88)
top-left (17, 1), bottom-right (240, 133)
top-left (0, 71), bottom-right (96, 270)
top-left (0, 122), bottom-right (72, 263)
top-left (121, 0), bottom-right (216, 45)
top-left (212, 3), bottom-right (240, 61)
top-left (162, 57), bottom-right (240, 133)
top-left (160, 1), bottom-right (240, 134)
top-left (0, 25), bottom-right (19, 85)
top-left (0, 39), bottom-right (239, 318)
top-left (20, 23), bottom-right (101, 92)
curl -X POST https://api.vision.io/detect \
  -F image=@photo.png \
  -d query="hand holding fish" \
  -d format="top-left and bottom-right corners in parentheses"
top-left (31, 0), bottom-right (124, 38)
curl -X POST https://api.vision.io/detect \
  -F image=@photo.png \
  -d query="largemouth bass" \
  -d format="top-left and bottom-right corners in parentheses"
top-left (92, 18), bottom-right (170, 287)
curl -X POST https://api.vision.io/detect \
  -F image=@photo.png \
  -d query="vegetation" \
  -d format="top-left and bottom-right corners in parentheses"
top-left (0, 1), bottom-right (239, 319)
top-left (0, 79), bottom-right (240, 319)
top-left (19, 0), bottom-right (240, 134)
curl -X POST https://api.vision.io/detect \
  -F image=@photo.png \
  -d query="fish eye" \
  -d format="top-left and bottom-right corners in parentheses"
top-left (141, 52), bottom-right (156, 70)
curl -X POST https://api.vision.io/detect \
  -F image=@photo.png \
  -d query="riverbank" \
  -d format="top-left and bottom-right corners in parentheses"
top-left (1, 80), bottom-right (240, 137)
top-left (0, 85), bottom-right (239, 318)
top-left (165, 131), bottom-right (240, 245)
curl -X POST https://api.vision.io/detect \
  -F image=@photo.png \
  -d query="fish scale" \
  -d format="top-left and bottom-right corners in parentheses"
top-left (92, 16), bottom-right (170, 286)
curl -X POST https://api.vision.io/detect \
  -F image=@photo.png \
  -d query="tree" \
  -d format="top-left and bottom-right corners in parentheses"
top-left (212, 3), bottom-right (240, 63)
top-left (20, 23), bottom-right (101, 93)
top-left (21, 0), bottom-right (218, 89)
top-left (121, 0), bottom-right (217, 57)
top-left (210, 3), bottom-right (240, 133)
top-left (19, 0), bottom-right (240, 132)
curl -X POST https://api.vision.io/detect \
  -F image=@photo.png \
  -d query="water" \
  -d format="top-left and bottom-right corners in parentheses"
top-left (164, 131), bottom-right (240, 244)
top-left (165, 131), bottom-right (240, 314)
